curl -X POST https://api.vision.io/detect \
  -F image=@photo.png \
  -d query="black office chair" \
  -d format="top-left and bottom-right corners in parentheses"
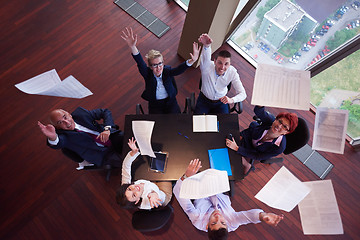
top-left (184, 78), bottom-right (243, 114)
top-left (136, 103), bottom-right (145, 115)
top-left (61, 148), bottom-right (113, 181)
top-left (282, 117), bottom-right (310, 154)
top-left (132, 204), bottom-right (174, 232)
top-left (61, 124), bottom-right (121, 181)
top-left (183, 92), bottom-right (196, 114)
top-left (253, 115), bottom-right (310, 164)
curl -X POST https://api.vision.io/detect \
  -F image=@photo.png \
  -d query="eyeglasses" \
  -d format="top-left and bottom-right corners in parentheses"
top-left (277, 119), bottom-right (290, 131)
top-left (150, 62), bottom-right (163, 68)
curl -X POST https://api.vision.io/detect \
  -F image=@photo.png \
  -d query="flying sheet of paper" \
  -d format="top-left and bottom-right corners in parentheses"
top-left (255, 166), bottom-right (311, 212)
top-left (132, 120), bottom-right (156, 158)
top-left (298, 180), bottom-right (343, 235)
top-left (312, 107), bottom-right (348, 154)
top-left (251, 63), bottom-right (310, 110)
top-left (15, 69), bottom-right (93, 99)
top-left (179, 169), bottom-right (230, 199)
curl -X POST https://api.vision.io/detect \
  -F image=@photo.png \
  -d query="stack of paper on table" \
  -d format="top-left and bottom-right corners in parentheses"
top-left (312, 107), bottom-right (348, 154)
top-left (193, 115), bottom-right (218, 132)
top-left (255, 166), bottom-right (311, 212)
top-left (251, 63), bottom-right (310, 110)
top-left (298, 180), bottom-right (343, 235)
top-left (15, 69), bottom-right (92, 99)
top-left (179, 169), bottom-right (229, 199)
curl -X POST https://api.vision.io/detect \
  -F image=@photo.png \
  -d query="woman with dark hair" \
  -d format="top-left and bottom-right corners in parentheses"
top-left (226, 106), bottom-right (298, 176)
top-left (116, 138), bottom-right (172, 209)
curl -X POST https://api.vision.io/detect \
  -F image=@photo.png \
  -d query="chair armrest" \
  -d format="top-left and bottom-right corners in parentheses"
top-left (230, 101), bottom-right (243, 114)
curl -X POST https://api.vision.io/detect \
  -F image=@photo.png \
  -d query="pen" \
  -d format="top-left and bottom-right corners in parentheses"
top-left (178, 132), bottom-right (190, 140)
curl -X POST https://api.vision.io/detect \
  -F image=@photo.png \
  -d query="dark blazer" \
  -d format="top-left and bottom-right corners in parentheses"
top-left (132, 52), bottom-right (190, 101)
top-left (237, 106), bottom-right (286, 160)
top-left (47, 107), bottom-right (119, 166)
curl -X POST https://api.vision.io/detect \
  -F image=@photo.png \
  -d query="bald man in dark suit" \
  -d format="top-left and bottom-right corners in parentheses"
top-left (38, 107), bottom-right (123, 168)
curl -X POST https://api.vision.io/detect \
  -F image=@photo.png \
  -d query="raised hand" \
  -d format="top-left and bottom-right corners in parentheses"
top-left (127, 137), bottom-right (139, 156)
top-left (184, 158), bottom-right (202, 178)
top-left (260, 212), bottom-right (284, 227)
top-left (189, 42), bottom-right (201, 64)
top-left (198, 33), bottom-right (213, 47)
top-left (38, 121), bottom-right (57, 141)
top-left (120, 27), bottom-right (139, 54)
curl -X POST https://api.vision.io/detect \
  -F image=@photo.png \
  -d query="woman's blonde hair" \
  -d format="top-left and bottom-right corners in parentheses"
top-left (145, 49), bottom-right (163, 65)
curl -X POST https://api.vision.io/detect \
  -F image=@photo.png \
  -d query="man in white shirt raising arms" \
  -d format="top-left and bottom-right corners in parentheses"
top-left (173, 159), bottom-right (283, 240)
top-left (195, 33), bottom-right (246, 114)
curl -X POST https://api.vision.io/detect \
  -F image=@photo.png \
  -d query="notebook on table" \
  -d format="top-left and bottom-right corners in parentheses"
top-left (208, 148), bottom-right (232, 176)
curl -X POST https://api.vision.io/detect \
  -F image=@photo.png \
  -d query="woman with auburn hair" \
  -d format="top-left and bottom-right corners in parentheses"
top-left (226, 106), bottom-right (298, 176)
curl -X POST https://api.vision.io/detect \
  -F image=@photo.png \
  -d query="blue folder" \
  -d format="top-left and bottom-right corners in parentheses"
top-left (208, 148), bottom-right (232, 176)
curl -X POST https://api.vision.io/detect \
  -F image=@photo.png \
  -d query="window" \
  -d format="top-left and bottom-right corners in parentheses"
top-left (173, 0), bottom-right (360, 140)
top-left (228, 0), bottom-right (360, 140)
top-left (173, 0), bottom-right (189, 11)
top-left (311, 48), bottom-right (360, 139)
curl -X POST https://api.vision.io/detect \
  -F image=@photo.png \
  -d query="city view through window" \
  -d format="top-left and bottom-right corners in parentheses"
top-left (229, 0), bottom-right (360, 140)
top-left (175, 0), bottom-right (360, 139)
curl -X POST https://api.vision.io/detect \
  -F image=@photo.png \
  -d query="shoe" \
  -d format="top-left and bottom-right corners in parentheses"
top-left (244, 160), bottom-right (255, 177)
top-left (76, 160), bottom-right (95, 170)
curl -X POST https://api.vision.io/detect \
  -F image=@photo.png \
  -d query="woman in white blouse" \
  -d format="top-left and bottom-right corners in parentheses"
top-left (116, 138), bottom-right (172, 209)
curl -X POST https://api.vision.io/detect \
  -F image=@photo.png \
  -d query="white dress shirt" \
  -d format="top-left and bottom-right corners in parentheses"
top-left (173, 178), bottom-right (263, 232)
top-left (199, 46), bottom-right (246, 103)
top-left (154, 59), bottom-right (192, 100)
top-left (154, 73), bottom-right (169, 100)
top-left (121, 151), bottom-right (166, 210)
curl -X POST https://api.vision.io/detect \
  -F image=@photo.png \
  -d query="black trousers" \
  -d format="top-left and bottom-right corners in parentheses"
top-left (104, 131), bottom-right (125, 167)
top-left (61, 131), bottom-right (124, 168)
top-left (148, 97), bottom-right (181, 114)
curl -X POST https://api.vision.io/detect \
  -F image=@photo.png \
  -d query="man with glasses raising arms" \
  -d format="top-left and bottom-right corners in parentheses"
top-left (121, 27), bottom-right (200, 114)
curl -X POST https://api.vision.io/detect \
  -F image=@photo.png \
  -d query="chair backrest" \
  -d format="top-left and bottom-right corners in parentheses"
top-left (136, 103), bottom-right (145, 115)
top-left (284, 117), bottom-right (310, 155)
top-left (131, 204), bottom-right (173, 232)
top-left (183, 92), bottom-right (196, 114)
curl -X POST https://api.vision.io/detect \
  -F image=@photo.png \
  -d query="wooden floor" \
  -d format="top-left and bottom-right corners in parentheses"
top-left (0, 1), bottom-right (359, 239)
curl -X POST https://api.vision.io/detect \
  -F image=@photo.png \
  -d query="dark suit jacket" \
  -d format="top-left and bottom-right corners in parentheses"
top-left (132, 52), bottom-right (190, 101)
top-left (47, 107), bottom-right (119, 166)
top-left (237, 106), bottom-right (286, 160)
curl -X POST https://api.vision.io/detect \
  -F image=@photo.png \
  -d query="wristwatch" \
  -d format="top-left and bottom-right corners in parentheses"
top-left (104, 126), bottom-right (111, 131)
top-left (182, 174), bottom-right (188, 179)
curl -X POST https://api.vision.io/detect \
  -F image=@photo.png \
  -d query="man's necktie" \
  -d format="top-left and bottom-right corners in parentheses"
top-left (75, 129), bottom-right (112, 147)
